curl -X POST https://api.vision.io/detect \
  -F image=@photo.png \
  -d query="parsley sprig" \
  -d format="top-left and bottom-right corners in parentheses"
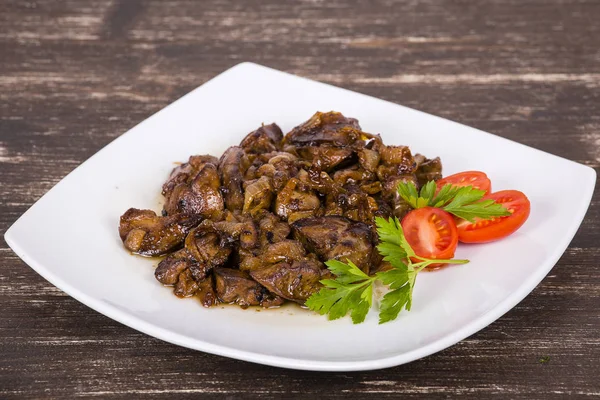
top-left (306, 180), bottom-right (511, 324)
top-left (306, 216), bottom-right (468, 324)
top-left (397, 181), bottom-right (511, 222)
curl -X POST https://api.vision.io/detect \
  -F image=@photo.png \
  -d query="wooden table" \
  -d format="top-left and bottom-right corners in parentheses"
top-left (1, 1), bottom-right (599, 398)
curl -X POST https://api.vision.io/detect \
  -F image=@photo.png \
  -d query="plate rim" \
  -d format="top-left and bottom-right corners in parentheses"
top-left (4, 62), bottom-right (597, 371)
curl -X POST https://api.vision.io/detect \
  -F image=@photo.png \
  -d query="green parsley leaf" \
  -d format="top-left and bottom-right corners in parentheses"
top-left (396, 180), bottom-right (419, 208)
top-left (325, 259), bottom-right (370, 284)
top-left (378, 281), bottom-right (412, 323)
top-left (353, 284), bottom-right (373, 324)
top-left (430, 183), bottom-right (463, 207)
top-left (307, 216), bottom-right (469, 324)
top-left (419, 180), bottom-right (437, 206)
top-left (444, 198), bottom-right (511, 222)
top-left (396, 180), bottom-right (511, 222)
top-left (443, 186), bottom-right (486, 208)
top-left (375, 216), bottom-right (415, 258)
top-left (376, 261), bottom-right (416, 323)
top-left (305, 278), bottom-right (374, 324)
top-left (397, 180), bottom-right (438, 209)
top-left (305, 259), bottom-right (376, 324)
top-left (377, 242), bottom-right (407, 266)
top-left (376, 260), bottom-right (410, 289)
top-left (374, 216), bottom-right (402, 247)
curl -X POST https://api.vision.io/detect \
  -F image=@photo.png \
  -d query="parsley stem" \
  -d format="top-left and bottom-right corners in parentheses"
top-left (415, 264), bottom-right (429, 273)
top-left (409, 257), bottom-right (469, 273)
top-left (350, 277), bottom-right (377, 291)
top-left (432, 258), bottom-right (469, 264)
top-left (411, 255), bottom-right (469, 265)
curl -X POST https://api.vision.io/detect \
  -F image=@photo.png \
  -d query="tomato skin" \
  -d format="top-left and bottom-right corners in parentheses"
top-left (401, 207), bottom-right (459, 266)
top-left (457, 190), bottom-right (530, 243)
top-left (436, 171), bottom-right (492, 194)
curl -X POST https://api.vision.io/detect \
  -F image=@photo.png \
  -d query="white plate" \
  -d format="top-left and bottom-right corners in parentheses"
top-left (5, 63), bottom-right (596, 371)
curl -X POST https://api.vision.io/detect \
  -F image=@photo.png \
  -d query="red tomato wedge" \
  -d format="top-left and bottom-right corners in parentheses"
top-left (401, 207), bottom-right (458, 266)
top-left (436, 171), bottom-right (492, 194)
top-left (457, 190), bottom-right (530, 243)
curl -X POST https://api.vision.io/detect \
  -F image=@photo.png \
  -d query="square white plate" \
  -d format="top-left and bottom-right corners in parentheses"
top-left (5, 62), bottom-right (596, 371)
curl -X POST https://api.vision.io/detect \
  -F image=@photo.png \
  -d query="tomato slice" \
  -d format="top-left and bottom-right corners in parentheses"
top-left (457, 190), bottom-right (530, 243)
top-left (401, 207), bottom-right (458, 267)
top-left (436, 171), bottom-right (492, 194)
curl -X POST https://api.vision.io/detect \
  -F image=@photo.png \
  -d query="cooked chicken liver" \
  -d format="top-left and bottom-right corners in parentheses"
top-left (292, 216), bottom-right (376, 274)
top-left (118, 111), bottom-right (441, 309)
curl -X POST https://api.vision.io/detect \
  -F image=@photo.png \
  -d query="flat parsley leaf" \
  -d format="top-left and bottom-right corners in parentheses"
top-left (324, 259), bottom-right (370, 284)
top-left (419, 180), bottom-right (437, 206)
top-left (443, 197), bottom-right (511, 222)
top-left (397, 181), bottom-right (511, 222)
top-left (378, 279), bottom-right (413, 324)
top-left (376, 262), bottom-right (415, 323)
top-left (376, 242), bottom-right (407, 266)
top-left (306, 217), bottom-right (468, 324)
top-left (375, 216), bottom-right (416, 258)
top-left (431, 183), bottom-right (463, 207)
top-left (396, 180), bottom-right (420, 208)
top-left (305, 260), bottom-right (375, 324)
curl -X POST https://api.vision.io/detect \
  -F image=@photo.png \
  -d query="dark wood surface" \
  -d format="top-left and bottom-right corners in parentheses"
top-left (1, 0), bottom-right (599, 398)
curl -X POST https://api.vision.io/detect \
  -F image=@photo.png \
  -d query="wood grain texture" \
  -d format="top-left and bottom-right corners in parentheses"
top-left (1, 0), bottom-right (599, 398)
